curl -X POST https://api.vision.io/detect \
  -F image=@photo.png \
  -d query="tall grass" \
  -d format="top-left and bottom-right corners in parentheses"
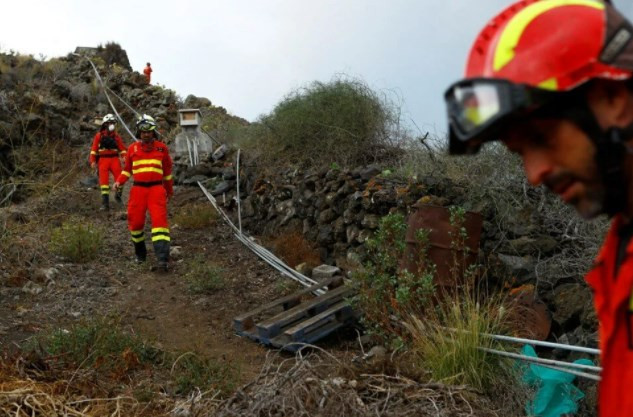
top-left (406, 293), bottom-right (510, 391)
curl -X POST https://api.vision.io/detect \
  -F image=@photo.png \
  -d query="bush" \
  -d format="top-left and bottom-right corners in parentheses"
top-left (94, 42), bottom-right (131, 70)
top-left (349, 213), bottom-right (435, 347)
top-left (49, 218), bottom-right (103, 262)
top-left (246, 77), bottom-right (399, 168)
top-left (36, 317), bottom-right (159, 372)
top-left (184, 255), bottom-right (226, 294)
top-left (269, 231), bottom-right (321, 269)
top-left (173, 203), bottom-right (218, 229)
top-left (171, 353), bottom-right (238, 395)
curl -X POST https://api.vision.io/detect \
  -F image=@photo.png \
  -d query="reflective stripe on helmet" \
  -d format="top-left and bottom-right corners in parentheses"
top-left (493, 1), bottom-right (605, 73)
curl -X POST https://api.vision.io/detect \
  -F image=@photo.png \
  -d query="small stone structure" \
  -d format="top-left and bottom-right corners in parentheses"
top-left (173, 109), bottom-right (214, 166)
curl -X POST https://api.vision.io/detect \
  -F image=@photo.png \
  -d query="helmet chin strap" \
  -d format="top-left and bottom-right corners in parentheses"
top-left (566, 103), bottom-right (633, 217)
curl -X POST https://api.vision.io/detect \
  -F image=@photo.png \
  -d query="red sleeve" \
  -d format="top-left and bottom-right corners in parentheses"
top-left (162, 146), bottom-right (173, 196)
top-left (116, 143), bottom-right (134, 185)
top-left (115, 134), bottom-right (127, 155)
top-left (89, 132), bottom-right (101, 164)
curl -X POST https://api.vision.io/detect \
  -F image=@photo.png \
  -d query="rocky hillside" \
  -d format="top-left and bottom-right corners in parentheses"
top-left (0, 44), bottom-right (601, 415)
top-left (0, 43), bottom-right (245, 204)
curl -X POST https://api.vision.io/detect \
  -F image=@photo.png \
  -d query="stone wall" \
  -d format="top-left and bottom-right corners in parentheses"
top-left (175, 153), bottom-right (600, 353)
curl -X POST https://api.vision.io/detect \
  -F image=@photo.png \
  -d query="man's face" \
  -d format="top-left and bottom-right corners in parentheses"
top-left (502, 118), bottom-right (604, 219)
top-left (139, 130), bottom-right (154, 144)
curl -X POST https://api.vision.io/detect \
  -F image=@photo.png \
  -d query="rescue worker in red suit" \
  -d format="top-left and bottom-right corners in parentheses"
top-left (113, 114), bottom-right (173, 271)
top-left (444, 1), bottom-right (633, 415)
top-left (89, 114), bottom-right (127, 210)
top-left (143, 62), bottom-right (152, 84)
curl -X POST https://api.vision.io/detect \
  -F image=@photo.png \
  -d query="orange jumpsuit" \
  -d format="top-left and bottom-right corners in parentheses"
top-left (116, 139), bottom-right (173, 263)
top-left (143, 65), bottom-right (152, 84)
top-left (89, 130), bottom-right (127, 198)
top-left (586, 215), bottom-right (633, 417)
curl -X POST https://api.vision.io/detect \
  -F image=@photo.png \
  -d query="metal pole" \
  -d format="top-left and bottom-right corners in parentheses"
top-left (481, 347), bottom-right (601, 381)
top-left (236, 149), bottom-right (242, 235)
top-left (444, 327), bottom-right (601, 356)
top-left (483, 332), bottom-right (600, 356)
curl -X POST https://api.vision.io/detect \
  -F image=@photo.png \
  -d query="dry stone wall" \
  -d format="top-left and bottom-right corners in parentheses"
top-left (175, 152), bottom-right (600, 354)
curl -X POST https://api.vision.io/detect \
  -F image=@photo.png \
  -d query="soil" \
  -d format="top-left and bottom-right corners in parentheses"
top-left (0, 170), bottom-right (304, 386)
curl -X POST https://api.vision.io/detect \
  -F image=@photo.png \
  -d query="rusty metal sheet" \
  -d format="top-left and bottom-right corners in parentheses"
top-left (401, 203), bottom-right (483, 288)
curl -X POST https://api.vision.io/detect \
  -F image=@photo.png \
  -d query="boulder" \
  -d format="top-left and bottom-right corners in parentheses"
top-left (551, 283), bottom-right (593, 329)
top-left (312, 264), bottom-right (341, 280)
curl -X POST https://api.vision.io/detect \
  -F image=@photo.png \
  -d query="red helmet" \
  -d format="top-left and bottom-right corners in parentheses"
top-left (446, 0), bottom-right (633, 154)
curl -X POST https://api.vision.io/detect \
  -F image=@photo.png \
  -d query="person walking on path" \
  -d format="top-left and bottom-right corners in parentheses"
top-left (444, 1), bottom-right (633, 415)
top-left (113, 114), bottom-right (173, 271)
top-left (89, 113), bottom-right (127, 211)
top-left (143, 62), bottom-right (152, 84)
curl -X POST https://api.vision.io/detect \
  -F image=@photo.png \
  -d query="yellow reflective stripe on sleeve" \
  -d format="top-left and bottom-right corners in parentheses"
top-left (122, 171), bottom-right (131, 177)
top-left (151, 227), bottom-right (170, 234)
top-left (163, 175), bottom-right (172, 181)
top-left (132, 159), bottom-right (162, 167)
top-left (151, 235), bottom-right (171, 242)
top-left (493, 0), bottom-right (604, 72)
top-left (100, 185), bottom-right (110, 189)
top-left (132, 167), bottom-right (163, 175)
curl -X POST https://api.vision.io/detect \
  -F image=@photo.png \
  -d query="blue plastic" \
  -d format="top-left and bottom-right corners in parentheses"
top-left (520, 345), bottom-right (594, 417)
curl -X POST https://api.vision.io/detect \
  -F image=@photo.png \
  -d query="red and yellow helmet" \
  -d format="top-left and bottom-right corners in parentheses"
top-left (446, 0), bottom-right (633, 154)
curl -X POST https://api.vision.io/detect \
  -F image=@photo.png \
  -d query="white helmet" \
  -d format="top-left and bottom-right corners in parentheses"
top-left (102, 114), bottom-right (117, 125)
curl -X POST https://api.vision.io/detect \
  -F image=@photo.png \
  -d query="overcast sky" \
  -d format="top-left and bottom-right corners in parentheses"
top-left (2, 1), bottom-right (633, 137)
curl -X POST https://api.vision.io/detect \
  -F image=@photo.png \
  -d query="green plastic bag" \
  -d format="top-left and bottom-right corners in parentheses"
top-left (520, 345), bottom-right (594, 417)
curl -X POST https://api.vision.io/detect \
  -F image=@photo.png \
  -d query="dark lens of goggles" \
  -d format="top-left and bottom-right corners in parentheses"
top-left (138, 122), bottom-right (154, 132)
top-left (450, 84), bottom-right (502, 135)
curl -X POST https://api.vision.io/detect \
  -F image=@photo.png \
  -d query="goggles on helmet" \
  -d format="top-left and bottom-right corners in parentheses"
top-left (137, 122), bottom-right (156, 132)
top-left (445, 78), bottom-right (558, 155)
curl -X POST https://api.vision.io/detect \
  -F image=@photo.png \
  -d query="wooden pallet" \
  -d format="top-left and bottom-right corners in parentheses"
top-left (233, 277), bottom-right (356, 351)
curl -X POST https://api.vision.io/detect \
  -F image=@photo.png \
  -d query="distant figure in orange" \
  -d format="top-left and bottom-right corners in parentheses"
top-left (143, 62), bottom-right (152, 84)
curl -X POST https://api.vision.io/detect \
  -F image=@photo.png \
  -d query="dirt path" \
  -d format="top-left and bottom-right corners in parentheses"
top-left (0, 177), bottom-right (294, 384)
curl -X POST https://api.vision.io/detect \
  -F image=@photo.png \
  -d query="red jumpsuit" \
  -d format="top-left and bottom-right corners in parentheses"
top-left (116, 139), bottom-right (173, 263)
top-left (143, 65), bottom-right (152, 84)
top-left (586, 215), bottom-right (633, 417)
top-left (89, 130), bottom-right (127, 198)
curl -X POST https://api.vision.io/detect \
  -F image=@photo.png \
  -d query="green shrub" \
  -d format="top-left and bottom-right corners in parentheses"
top-left (173, 203), bottom-right (218, 229)
top-left (349, 213), bottom-right (435, 347)
top-left (49, 218), bottom-right (103, 262)
top-left (170, 353), bottom-right (238, 395)
top-left (36, 317), bottom-right (160, 371)
top-left (184, 255), bottom-right (226, 294)
top-left (245, 77), bottom-right (399, 168)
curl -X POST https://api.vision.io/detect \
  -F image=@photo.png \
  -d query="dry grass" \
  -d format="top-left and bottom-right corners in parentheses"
top-left (173, 203), bottom-right (219, 229)
top-left (269, 231), bottom-right (322, 269)
top-left (214, 349), bottom-right (512, 417)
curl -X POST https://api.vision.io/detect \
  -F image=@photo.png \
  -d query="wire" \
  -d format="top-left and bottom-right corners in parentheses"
top-left (72, 53), bottom-right (137, 142)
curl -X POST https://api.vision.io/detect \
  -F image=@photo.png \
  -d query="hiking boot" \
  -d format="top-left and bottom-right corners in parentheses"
top-left (100, 194), bottom-right (110, 211)
top-left (134, 241), bottom-right (147, 262)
